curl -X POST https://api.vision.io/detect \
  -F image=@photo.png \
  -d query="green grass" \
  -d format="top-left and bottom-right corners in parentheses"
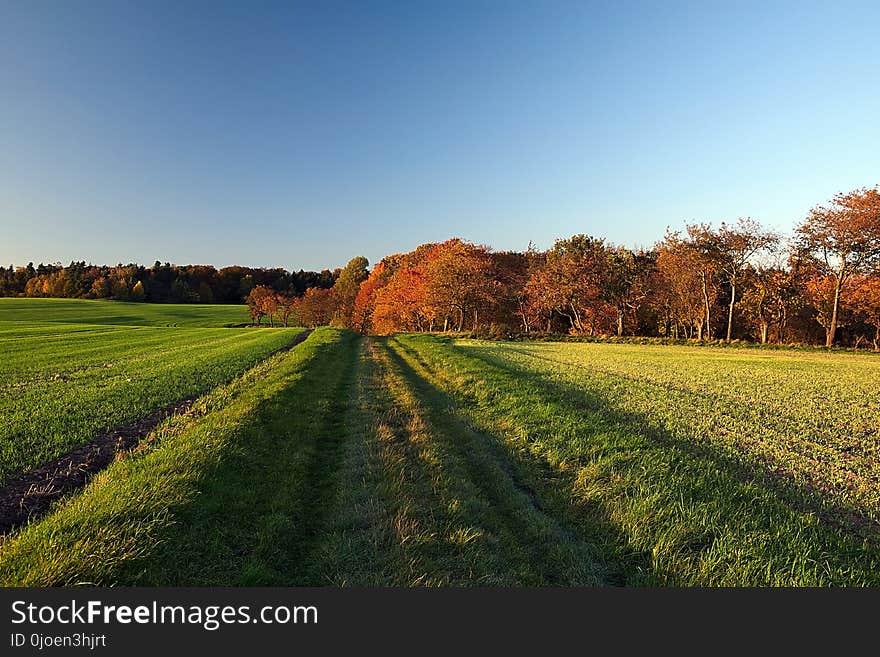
top-left (387, 335), bottom-right (880, 585)
top-left (0, 297), bottom-right (249, 327)
top-left (2, 322), bottom-right (878, 586)
top-left (318, 338), bottom-right (605, 585)
top-left (0, 301), bottom-right (302, 485)
top-left (0, 328), bottom-right (348, 585)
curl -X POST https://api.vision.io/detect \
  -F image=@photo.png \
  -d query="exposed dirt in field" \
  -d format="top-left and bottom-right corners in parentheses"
top-left (0, 328), bottom-right (312, 539)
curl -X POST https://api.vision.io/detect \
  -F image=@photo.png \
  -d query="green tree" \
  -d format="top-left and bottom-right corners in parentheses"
top-left (331, 256), bottom-right (369, 327)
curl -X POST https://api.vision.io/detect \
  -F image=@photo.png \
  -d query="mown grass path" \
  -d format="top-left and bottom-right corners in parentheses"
top-left (315, 338), bottom-right (605, 585)
top-left (128, 329), bottom-right (360, 585)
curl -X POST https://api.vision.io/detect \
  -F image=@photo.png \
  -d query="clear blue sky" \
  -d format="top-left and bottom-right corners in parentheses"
top-left (1, 1), bottom-right (878, 271)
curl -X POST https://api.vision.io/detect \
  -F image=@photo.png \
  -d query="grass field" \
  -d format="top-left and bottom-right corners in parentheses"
top-left (0, 299), bottom-right (302, 486)
top-left (1, 302), bottom-right (878, 586)
top-left (0, 298), bottom-right (250, 327)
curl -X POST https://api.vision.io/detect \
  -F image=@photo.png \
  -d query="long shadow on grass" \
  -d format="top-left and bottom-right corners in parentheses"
top-left (393, 335), bottom-right (880, 586)
top-left (124, 331), bottom-right (360, 586)
top-left (383, 337), bottom-right (658, 585)
top-left (465, 343), bottom-right (880, 545)
top-left (376, 339), bottom-right (616, 585)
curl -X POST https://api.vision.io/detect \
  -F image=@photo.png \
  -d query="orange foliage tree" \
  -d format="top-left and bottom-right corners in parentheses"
top-left (651, 235), bottom-right (712, 339)
top-left (246, 285), bottom-right (277, 326)
top-left (524, 235), bottom-right (613, 335)
top-left (740, 267), bottom-right (800, 344)
top-left (297, 287), bottom-right (337, 328)
top-left (851, 276), bottom-right (880, 350)
top-left (796, 186), bottom-right (880, 346)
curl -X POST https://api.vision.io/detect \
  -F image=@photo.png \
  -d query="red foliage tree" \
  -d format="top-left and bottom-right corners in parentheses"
top-left (796, 186), bottom-right (880, 346)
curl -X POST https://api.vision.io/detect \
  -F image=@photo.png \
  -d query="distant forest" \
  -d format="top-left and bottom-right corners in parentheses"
top-left (4, 186), bottom-right (880, 348)
top-left (0, 261), bottom-right (338, 305)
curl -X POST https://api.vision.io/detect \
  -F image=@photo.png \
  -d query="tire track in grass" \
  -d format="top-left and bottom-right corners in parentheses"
top-left (318, 338), bottom-right (546, 585)
top-left (276, 334), bottom-right (361, 584)
top-left (125, 329), bottom-right (359, 586)
top-left (382, 337), bottom-right (608, 585)
top-left (0, 326), bottom-right (309, 485)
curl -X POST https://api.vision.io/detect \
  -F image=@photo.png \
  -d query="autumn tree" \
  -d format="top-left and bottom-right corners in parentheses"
top-left (652, 234), bottom-right (712, 339)
top-left (850, 276), bottom-right (880, 351)
top-left (351, 261), bottom-right (392, 334)
top-left (524, 235), bottom-right (614, 335)
top-left (331, 256), bottom-right (369, 328)
top-left (131, 280), bottom-right (146, 301)
top-left (360, 245), bottom-right (437, 334)
top-left (690, 218), bottom-right (779, 342)
top-left (796, 186), bottom-right (880, 346)
top-left (740, 266), bottom-right (799, 344)
top-left (493, 248), bottom-right (539, 333)
top-left (604, 246), bottom-right (655, 336)
top-left (297, 287), bottom-right (336, 327)
top-left (246, 285), bottom-right (277, 326)
top-left (372, 266), bottom-right (427, 333)
top-left (422, 239), bottom-right (494, 332)
top-left (682, 224), bottom-right (722, 339)
top-left (90, 276), bottom-right (112, 299)
top-left (801, 269), bottom-right (851, 346)
top-left (276, 294), bottom-right (297, 328)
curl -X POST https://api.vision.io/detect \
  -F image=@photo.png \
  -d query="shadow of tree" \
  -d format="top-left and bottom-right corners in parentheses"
top-left (391, 335), bottom-right (880, 586)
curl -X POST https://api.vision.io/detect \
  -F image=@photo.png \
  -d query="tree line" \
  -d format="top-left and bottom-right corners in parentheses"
top-left (0, 261), bottom-right (338, 306)
top-left (257, 186), bottom-right (880, 349)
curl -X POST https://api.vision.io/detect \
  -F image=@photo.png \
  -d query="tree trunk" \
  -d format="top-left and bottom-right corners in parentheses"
top-left (760, 322), bottom-right (768, 344)
top-left (518, 300), bottom-right (530, 333)
top-left (696, 319), bottom-right (703, 341)
top-left (874, 326), bottom-right (879, 352)
top-left (617, 309), bottom-right (624, 337)
top-left (779, 307), bottom-right (788, 344)
top-left (826, 277), bottom-right (842, 347)
top-left (570, 303), bottom-right (584, 333)
top-left (472, 308), bottom-right (478, 333)
top-left (726, 280), bottom-right (736, 342)
top-left (701, 271), bottom-right (711, 340)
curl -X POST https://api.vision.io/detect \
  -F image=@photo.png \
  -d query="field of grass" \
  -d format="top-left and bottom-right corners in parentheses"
top-left (0, 297), bottom-right (249, 327)
top-left (1, 306), bottom-right (878, 586)
top-left (0, 300), bottom-right (302, 486)
top-left (388, 336), bottom-right (880, 585)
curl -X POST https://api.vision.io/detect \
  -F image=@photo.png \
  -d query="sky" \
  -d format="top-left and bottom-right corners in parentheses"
top-left (1, 0), bottom-right (879, 271)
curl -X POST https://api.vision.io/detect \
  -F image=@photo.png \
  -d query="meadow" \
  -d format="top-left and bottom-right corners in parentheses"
top-left (1, 300), bottom-right (878, 585)
top-left (0, 299), bottom-right (302, 487)
top-left (0, 297), bottom-right (250, 327)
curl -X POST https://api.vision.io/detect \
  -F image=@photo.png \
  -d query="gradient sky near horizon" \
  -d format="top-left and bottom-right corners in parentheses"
top-left (1, 1), bottom-right (879, 271)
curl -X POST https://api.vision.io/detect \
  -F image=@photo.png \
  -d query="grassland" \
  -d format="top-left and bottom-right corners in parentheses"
top-left (387, 335), bottom-right (880, 585)
top-left (0, 299), bottom-right (301, 486)
top-left (0, 297), bottom-right (249, 327)
top-left (0, 328), bottom-right (349, 585)
top-left (1, 306), bottom-right (878, 586)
